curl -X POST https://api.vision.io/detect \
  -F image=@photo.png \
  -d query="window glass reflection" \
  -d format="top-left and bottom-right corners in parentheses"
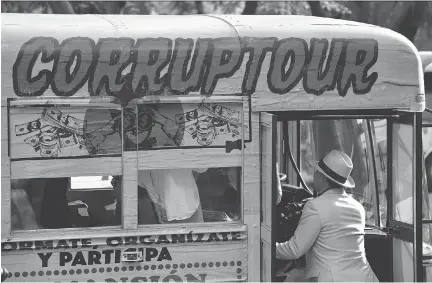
top-left (300, 119), bottom-right (380, 226)
top-left (392, 122), bottom-right (414, 225)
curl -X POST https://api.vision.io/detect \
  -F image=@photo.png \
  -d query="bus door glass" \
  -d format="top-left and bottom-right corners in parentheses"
top-left (299, 119), bottom-right (381, 225)
top-left (285, 117), bottom-right (390, 280)
top-left (388, 114), bottom-right (423, 282)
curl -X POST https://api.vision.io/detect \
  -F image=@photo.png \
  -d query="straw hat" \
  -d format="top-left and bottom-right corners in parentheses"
top-left (310, 149), bottom-right (355, 189)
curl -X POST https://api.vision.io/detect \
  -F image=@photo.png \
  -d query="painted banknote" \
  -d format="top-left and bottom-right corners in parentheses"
top-left (57, 129), bottom-right (78, 148)
top-left (15, 119), bottom-right (49, 136)
top-left (41, 109), bottom-right (84, 135)
top-left (175, 109), bottom-right (204, 124)
top-left (24, 133), bottom-right (41, 151)
top-left (198, 103), bottom-right (241, 125)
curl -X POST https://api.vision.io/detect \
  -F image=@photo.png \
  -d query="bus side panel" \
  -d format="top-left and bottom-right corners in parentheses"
top-left (1, 232), bottom-right (247, 282)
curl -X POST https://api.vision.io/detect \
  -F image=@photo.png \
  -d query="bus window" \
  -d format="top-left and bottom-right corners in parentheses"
top-left (299, 119), bottom-right (381, 227)
top-left (391, 121), bottom-right (415, 224)
top-left (299, 117), bottom-right (431, 229)
top-left (11, 176), bottom-right (121, 230)
top-left (116, 101), bottom-right (244, 225)
top-left (369, 119), bottom-right (388, 227)
top-left (370, 118), bottom-right (432, 244)
top-left (9, 105), bottom-right (123, 231)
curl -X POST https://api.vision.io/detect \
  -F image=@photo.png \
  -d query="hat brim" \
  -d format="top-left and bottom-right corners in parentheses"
top-left (309, 160), bottom-right (356, 189)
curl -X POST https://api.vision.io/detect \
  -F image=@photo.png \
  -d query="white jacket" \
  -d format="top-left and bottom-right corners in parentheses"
top-left (276, 188), bottom-right (378, 282)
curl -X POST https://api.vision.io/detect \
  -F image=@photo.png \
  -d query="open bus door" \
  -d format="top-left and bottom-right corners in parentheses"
top-left (387, 113), bottom-right (425, 281)
top-left (259, 112), bottom-right (277, 281)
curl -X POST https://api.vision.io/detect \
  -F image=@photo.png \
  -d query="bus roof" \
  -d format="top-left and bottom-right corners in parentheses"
top-left (1, 13), bottom-right (424, 112)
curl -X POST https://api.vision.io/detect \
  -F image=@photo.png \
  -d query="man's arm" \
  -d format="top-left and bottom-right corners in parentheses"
top-left (276, 200), bottom-right (321, 260)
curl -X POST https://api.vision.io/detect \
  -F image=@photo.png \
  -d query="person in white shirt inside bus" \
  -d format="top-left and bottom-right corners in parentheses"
top-left (276, 149), bottom-right (378, 282)
top-left (137, 168), bottom-right (208, 224)
top-left (112, 168), bottom-right (207, 224)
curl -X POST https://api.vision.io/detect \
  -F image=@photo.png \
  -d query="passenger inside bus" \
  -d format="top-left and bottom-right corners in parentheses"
top-left (110, 167), bottom-right (241, 225)
top-left (111, 168), bottom-right (207, 225)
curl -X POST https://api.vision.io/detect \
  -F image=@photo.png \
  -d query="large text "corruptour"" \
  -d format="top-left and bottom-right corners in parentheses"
top-left (13, 37), bottom-right (378, 102)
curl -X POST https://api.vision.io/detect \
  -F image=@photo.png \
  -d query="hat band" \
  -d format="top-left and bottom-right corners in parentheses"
top-left (318, 159), bottom-right (348, 184)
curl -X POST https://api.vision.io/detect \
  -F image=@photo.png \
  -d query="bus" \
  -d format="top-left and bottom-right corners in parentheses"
top-left (1, 13), bottom-right (431, 282)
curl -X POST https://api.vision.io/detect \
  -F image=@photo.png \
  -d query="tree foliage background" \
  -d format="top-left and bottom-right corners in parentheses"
top-left (1, 1), bottom-right (431, 50)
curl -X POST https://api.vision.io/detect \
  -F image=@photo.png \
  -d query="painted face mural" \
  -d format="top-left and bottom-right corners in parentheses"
top-left (121, 103), bottom-right (185, 151)
top-left (123, 107), bottom-right (154, 146)
top-left (81, 101), bottom-right (185, 153)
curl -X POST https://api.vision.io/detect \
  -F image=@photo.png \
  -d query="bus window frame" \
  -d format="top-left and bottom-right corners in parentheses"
top-left (273, 109), bottom-right (411, 231)
top-left (6, 97), bottom-right (124, 234)
top-left (130, 97), bottom-right (246, 228)
top-left (4, 96), bottom-right (248, 239)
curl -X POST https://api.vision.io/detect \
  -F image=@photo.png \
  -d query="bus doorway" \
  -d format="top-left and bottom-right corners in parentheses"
top-left (266, 110), bottom-right (428, 282)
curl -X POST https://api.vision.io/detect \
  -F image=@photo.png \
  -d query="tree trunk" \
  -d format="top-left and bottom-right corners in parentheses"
top-left (388, 2), bottom-right (428, 42)
top-left (48, 1), bottom-right (75, 14)
top-left (122, 2), bottom-right (141, 14)
top-left (308, 1), bottom-right (325, 17)
top-left (358, 1), bottom-right (370, 23)
top-left (242, 1), bottom-right (258, 15)
top-left (106, 1), bottom-right (125, 14)
top-left (195, 1), bottom-right (204, 14)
